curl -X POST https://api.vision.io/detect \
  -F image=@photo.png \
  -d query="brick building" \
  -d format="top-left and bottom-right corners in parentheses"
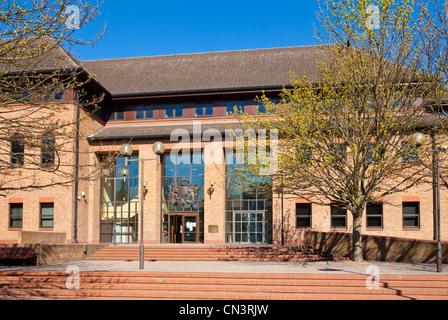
top-left (1, 44), bottom-right (446, 246)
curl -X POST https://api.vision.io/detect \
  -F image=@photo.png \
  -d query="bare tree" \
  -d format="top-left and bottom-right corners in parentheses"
top-left (0, 0), bottom-right (112, 195)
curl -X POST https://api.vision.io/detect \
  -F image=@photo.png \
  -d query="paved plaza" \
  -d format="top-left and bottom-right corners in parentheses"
top-left (0, 259), bottom-right (446, 276)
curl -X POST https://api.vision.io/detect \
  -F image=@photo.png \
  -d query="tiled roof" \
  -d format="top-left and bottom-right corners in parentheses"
top-left (1, 36), bottom-right (83, 74)
top-left (87, 121), bottom-right (245, 141)
top-left (81, 45), bottom-right (330, 96)
top-left (87, 114), bottom-right (448, 141)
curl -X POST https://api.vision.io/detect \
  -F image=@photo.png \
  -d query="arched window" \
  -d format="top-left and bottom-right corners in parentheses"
top-left (41, 131), bottom-right (55, 167)
top-left (10, 133), bottom-right (24, 166)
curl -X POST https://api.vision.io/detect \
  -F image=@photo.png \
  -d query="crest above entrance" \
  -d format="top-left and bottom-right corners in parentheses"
top-left (168, 179), bottom-right (198, 205)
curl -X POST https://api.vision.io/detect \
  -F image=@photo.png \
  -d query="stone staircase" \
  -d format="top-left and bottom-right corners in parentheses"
top-left (86, 245), bottom-right (347, 262)
top-left (0, 271), bottom-right (448, 300)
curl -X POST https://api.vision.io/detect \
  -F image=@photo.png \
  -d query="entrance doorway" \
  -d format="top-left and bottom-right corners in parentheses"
top-left (169, 214), bottom-right (198, 243)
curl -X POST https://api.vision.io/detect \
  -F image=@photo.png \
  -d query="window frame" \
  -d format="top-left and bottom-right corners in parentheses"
top-left (402, 142), bottom-right (419, 162)
top-left (195, 103), bottom-right (214, 117)
top-left (402, 201), bottom-right (420, 229)
top-left (295, 203), bottom-right (312, 228)
top-left (41, 132), bottom-right (55, 168)
top-left (40, 202), bottom-right (54, 228)
top-left (9, 203), bottom-right (23, 228)
top-left (330, 203), bottom-right (347, 229)
top-left (226, 101), bottom-right (245, 116)
top-left (366, 202), bottom-right (383, 229)
top-left (111, 107), bottom-right (124, 121)
top-left (10, 133), bottom-right (25, 167)
top-left (136, 105), bottom-right (154, 119)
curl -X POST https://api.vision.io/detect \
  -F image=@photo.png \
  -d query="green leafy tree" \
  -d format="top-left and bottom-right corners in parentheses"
top-left (235, 0), bottom-right (441, 261)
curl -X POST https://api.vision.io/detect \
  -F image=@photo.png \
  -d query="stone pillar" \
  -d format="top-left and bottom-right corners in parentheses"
top-left (140, 144), bottom-right (162, 244)
top-left (203, 143), bottom-right (226, 244)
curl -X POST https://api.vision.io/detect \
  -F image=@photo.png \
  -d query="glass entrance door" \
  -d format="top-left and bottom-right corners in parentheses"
top-left (169, 214), bottom-right (198, 243)
top-left (169, 215), bottom-right (182, 243)
top-left (183, 215), bottom-right (198, 242)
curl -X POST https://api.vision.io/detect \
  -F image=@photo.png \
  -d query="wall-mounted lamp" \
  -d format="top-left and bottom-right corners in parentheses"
top-left (207, 180), bottom-right (215, 199)
top-left (78, 191), bottom-right (87, 202)
top-left (143, 182), bottom-right (148, 197)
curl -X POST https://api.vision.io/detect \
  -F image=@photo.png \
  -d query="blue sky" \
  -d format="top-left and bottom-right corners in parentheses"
top-left (72, 0), bottom-right (321, 61)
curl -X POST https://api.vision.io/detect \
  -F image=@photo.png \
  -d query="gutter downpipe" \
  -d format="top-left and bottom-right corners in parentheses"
top-left (73, 91), bottom-right (80, 244)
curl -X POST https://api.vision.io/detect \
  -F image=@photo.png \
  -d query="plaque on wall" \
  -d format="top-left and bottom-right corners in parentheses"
top-left (208, 225), bottom-right (219, 233)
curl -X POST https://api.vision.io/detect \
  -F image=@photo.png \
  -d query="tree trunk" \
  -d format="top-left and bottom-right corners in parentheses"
top-left (352, 213), bottom-right (363, 262)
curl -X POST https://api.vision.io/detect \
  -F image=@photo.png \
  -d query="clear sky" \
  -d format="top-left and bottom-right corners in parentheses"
top-left (72, 0), bottom-right (322, 61)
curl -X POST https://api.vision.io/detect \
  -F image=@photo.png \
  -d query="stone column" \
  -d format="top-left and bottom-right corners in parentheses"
top-left (139, 144), bottom-right (162, 244)
top-left (203, 143), bottom-right (226, 244)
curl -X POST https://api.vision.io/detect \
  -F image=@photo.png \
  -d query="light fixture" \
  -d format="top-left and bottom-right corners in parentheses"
top-left (410, 132), bottom-right (425, 147)
top-left (152, 141), bottom-right (165, 164)
top-left (207, 180), bottom-right (215, 199)
top-left (121, 168), bottom-right (129, 177)
top-left (120, 143), bottom-right (133, 157)
top-left (143, 181), bottom-right (148, 197)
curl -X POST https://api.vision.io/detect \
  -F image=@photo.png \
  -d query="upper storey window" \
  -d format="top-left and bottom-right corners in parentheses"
top-left (136, 105), bottom-right (154, 119)
top-left (110, 108), bottom-right (124, 121)
top-left (195, 103), bottom-right (214, 117)
top-left (226, 101), bottom-right (245, 115)
top-left (166, 104), bottom-right (183, 118)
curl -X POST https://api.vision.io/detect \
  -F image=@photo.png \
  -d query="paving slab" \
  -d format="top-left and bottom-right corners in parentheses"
top-left (0, 259), bottom-right (446, 276)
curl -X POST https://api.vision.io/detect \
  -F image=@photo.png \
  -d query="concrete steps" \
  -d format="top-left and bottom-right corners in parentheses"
top-left (0, 271), bottom-right (448, 300)
top-left (86, 245), bottom-right (346, 262)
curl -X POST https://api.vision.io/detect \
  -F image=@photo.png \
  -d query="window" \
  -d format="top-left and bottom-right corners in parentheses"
top-left (296, 203), bottom-right (311, 228)
top-left (366, 202), bottom-right (383, 228)
top-left (111, 108), bottom-right (124, 121)
top-left (175, 104), bottom-right (183, 117)
top-left (225, 152), bottom-right (273, 244)
top-left (331, 203), bottom-right (347, 228)
top-left (9, 203), bottom-right (23, 228)
top-left (366, 143), bottom-right (375, 163)
top-left (145, 105), bottom-right (154, 119)
top-left (402, 142), bottom-right (418, 162)
top-left (195, 104), bottom-right (214, 117)
top-left (226, 101), bottom-right (245, 115)
top-left (136, 105), bottom-right (153, 119)
top-left (296, 145), bottom-right (312, 163)
top-left (257, 99), bottom-right (279, 114)
top-left (44, 88), bottom-right (63, 101)
top-left (365, 144), bottom-right (385, 164)
top-left (257, 101), bottom-right (266, 114)
top-left (165, 104), bottom-right (173, 118)
top-left (403, 202), bottom-right (419, 228)
top-left (41, 132), bottom-right (55, 168)
top-left (166, 104), bottom-right (183, 118)
top-left (40, 203), bottom-right (54, 228)
top-left (10, 133), bottom-right (24, 166)
top-left (53, 91), bottom-right (63, 100)
top-left (332, 143), bottom-right (347, 161)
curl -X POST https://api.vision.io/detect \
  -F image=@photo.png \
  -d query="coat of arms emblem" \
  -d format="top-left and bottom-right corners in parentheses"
top-left (168, 179), bottom-right (198, 204)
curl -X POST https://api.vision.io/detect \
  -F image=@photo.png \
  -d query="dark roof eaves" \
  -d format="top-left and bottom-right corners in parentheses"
top-left (109, 84), bottom-right (289, 99)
